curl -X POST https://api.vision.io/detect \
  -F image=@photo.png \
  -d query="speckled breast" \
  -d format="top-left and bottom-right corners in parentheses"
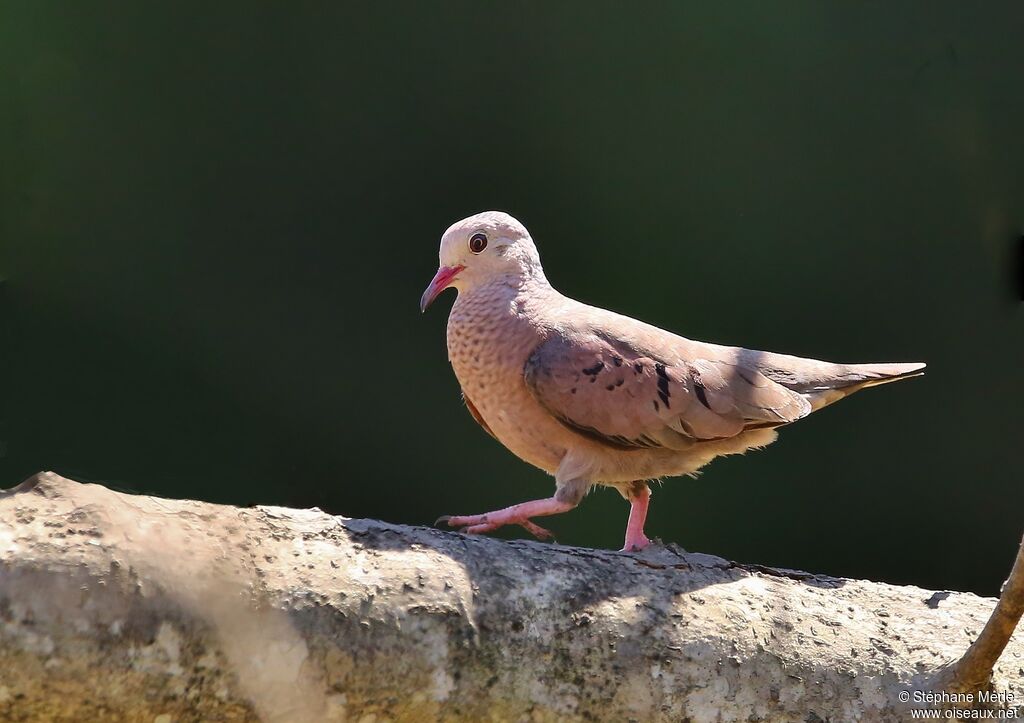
top-left (446, 286), bottom-right (568, 475)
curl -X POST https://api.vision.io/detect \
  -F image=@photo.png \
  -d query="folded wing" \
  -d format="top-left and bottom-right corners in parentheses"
top-left (524, 331), bottom-right (812, 450)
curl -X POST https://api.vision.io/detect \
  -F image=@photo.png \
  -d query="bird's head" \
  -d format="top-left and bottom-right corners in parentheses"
top-left (420, 211), bottom-right (544, 312)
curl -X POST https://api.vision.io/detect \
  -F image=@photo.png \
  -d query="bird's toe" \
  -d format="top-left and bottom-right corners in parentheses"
top-left (620, 534), bottom-right (652, 553)
top-left (445, 513), bottom-right (489, 528)
top-left (518, 519), bottom-right (555, 541)
top-left (461, 522), bottom-right (500, 535)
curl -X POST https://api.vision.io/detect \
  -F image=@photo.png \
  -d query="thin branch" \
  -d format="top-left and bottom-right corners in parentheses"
top-left (944, 531), bottom-right (1024, 694)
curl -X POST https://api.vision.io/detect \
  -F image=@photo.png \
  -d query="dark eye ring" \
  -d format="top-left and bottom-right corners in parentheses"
top-left (469, 232), bottom-right (488, 254)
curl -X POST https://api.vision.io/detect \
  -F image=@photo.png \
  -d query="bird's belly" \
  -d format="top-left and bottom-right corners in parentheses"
top-left (458, 370), bottom-right (569, 475)
top-left (458, 376), bottom-right (783, 488)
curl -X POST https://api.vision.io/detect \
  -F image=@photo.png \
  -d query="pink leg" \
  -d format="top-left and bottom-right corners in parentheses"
top-left (621, 483), bottom-right (652, 552)
top-left (439, 496), bottom-right (575, 540)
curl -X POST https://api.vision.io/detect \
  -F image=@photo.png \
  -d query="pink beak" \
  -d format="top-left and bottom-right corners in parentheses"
top-left (420, 264), bottom-right (465, 312)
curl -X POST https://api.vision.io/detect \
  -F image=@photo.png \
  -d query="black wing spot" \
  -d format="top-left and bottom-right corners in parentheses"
top-left (582, 361), bottom-right (605, 377)
top-left (693, 379), bottom-right (712, 409)
top-left (606, 384), bottom-right (615, 391)
top-left (612, 356), bottom-right (623, 367)
top-left (654, 363), bottom-right (671, 410)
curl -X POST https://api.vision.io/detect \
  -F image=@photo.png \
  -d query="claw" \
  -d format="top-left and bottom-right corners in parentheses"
top-left (434, 515), bottom-right (452, 528)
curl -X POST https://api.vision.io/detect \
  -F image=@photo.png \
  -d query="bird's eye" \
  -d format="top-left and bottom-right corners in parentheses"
top-left (469, 232), bottom-right (488, 254)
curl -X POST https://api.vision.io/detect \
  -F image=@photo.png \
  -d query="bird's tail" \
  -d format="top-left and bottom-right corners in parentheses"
top-left (843, 362), bottom-right (927, 389)
top-left (806, 361), bottom-right (925, 410)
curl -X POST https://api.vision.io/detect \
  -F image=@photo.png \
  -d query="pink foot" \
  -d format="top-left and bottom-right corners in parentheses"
top-left (620, 483), bottom-right (653, 552)
top-left (438, 497), bottom-right (575, 541)
top-left (621, 532), bottom-right (651, 553)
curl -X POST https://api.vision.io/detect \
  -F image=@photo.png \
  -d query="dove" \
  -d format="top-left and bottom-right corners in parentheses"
top-left (421, 211), bottom-right (924, 552)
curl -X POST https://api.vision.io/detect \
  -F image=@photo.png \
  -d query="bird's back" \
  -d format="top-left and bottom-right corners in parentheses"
top-left (534, 293), bottom-right (924, 435)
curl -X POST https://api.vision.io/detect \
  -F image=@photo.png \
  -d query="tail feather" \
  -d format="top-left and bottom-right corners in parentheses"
top-left (805, 361), bottom-right (925, 411)
top-left (842, 362), bottom-right (926, 388)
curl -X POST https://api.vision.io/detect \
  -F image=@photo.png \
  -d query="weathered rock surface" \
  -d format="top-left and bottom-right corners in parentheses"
top-left (0, 472), bottom-right (1020, 722)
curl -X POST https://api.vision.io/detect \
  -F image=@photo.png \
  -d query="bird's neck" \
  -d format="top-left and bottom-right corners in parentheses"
top-left (454, 272), bottom-right (558, 317)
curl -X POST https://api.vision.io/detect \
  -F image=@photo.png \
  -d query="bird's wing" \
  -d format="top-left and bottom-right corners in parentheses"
top-left (523, 330), bottom-right (812, 449)
top-left (462, 391), bottom-right (498, 441)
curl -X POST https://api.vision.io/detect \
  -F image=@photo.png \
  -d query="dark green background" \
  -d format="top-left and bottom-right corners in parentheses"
top-left (2, 4), bottom-right (1020, 595)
